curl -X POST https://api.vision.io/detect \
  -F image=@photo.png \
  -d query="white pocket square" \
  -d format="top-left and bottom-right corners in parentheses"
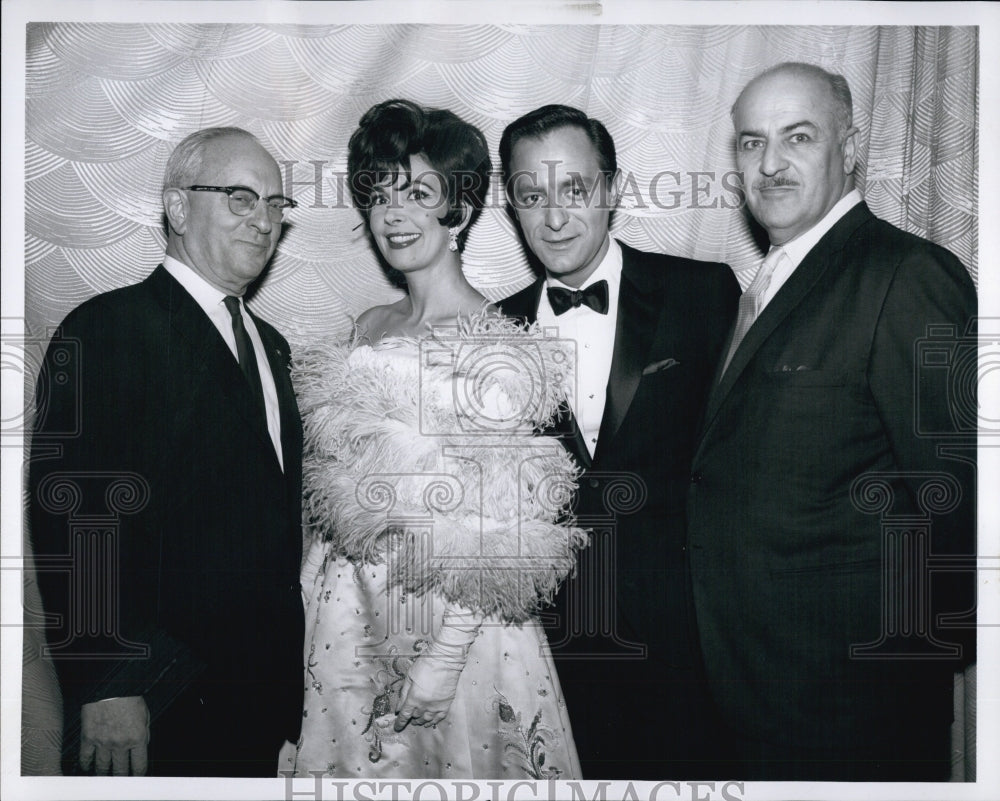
top-left (642, 358), bottom-right (680, 375)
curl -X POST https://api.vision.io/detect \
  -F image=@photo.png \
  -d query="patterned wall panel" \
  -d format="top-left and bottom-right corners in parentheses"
top-left (24, 24), bottom-right (978, 350)
top-left (16, 22), bottom-right (981, 777)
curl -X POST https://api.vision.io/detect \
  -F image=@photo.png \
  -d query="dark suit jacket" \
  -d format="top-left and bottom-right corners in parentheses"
top-left (499, 241), bottom-right (740, 667)
top-left (687, 203), bottom-right (977, 777)
top-left (30, 265), bottom-right (304, 772)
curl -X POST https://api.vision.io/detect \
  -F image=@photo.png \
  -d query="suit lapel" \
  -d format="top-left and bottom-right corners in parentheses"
top-left (593, 243), bottom-right (662, 464)
top-left (699, 203), bottom-right (875, 441)
top-left (148, 266), bottom-right (276, 456)
top-left (255, 316), bottom-right (303, 478)
top-left (594, 242), bottom-right (664, 461)
top-left (501, 247), bottom-right (666, 467)
top-left (551, 402), bottom-right (592, 469)
top-left (500, 276), bottom-right (593, 467)
top-left (533, 277), bottom-right (593, 467)
top-left (499, 278), bottom-right (545, 324)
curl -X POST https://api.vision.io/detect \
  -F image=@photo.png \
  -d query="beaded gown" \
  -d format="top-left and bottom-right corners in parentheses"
top-left (289, 318), bottom-right (586, 779)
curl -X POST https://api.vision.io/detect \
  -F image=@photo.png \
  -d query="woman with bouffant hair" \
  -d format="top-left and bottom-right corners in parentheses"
top-left (290, 100), bottom-right (584, 779)
top-left (346, 99), bottom-right (491, 333)
top-left (348, 100), bottom-right (490, 249)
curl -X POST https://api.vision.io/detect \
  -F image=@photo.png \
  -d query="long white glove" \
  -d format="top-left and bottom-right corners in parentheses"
top-left (300, 536), bottom-right (328, 606)
top-left (394, 604), bottom-right (482, 731)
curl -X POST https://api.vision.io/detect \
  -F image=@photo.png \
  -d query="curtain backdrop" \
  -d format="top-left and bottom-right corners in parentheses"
top-left (24, 24), bottom-right (978, 348)
top-left (20, 22), bottom-right (978, 779)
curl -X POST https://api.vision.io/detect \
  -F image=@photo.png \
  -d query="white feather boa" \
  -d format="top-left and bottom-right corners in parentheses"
top-left (292, 314), bottom-right (589, 624)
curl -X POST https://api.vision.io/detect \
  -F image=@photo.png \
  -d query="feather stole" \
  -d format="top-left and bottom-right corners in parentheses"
top-left (292, 314), bottom-right (589, 624)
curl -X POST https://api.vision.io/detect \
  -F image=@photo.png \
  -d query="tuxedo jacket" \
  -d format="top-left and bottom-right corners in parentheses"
top-left (499, 241), bottom-right (739, 666)
top-left (30, 265), bottom-right (305, 765)
top-left (687, 203), bottom-right (977, 764)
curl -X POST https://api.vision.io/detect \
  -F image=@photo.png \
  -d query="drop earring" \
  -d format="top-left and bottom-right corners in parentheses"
top-left (448, 227), bottom-right (459, 252)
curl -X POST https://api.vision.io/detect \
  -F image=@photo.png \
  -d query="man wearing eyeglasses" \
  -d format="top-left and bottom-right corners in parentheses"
top-left (30, 128), bottom-right (304, 776)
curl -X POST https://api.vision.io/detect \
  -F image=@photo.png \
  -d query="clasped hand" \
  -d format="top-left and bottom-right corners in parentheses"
top-left (393, 606), bottom-right (481, 732)
top-left (393, 649), bottom-right (465, 731)
top-left (80, 695), bottom-right (150, 775)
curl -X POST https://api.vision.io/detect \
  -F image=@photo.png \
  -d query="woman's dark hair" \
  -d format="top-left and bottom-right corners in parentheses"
top-left (347, 99), bottom-right (492, 252)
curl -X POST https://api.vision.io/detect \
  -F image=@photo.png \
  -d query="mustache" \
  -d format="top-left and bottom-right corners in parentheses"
top-left (753, 178), bottom-right (799, 190)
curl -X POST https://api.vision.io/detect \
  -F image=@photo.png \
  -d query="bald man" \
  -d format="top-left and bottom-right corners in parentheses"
top-left (686, 63), bottom-right (976, 780)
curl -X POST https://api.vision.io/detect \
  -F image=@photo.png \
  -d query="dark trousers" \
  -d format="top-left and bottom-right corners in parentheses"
top-left (556, 654), bottom-right (736, 779)
top-left (728, 714), bottom-right (952, 782)
top-left (150, 684), bottom-right (286, 777)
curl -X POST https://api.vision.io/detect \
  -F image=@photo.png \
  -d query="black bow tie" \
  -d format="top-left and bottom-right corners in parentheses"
top-left (547, 280), bottom-right (609, 316)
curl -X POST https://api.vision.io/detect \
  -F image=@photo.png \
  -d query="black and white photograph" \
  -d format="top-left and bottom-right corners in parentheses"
top-left (2, 2), bottom-right (997, 800)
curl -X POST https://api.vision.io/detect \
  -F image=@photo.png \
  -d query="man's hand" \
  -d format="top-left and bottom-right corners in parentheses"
top-left (80, 696), bottom-right (150, 775)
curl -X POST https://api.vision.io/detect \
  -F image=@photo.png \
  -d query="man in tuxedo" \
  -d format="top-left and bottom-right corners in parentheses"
top-left (497, 105), bottom-right (740, 778)
top-left (30, 128), bottom-right (305, 777)
top-left (687, 62), bottom-right (977, 780)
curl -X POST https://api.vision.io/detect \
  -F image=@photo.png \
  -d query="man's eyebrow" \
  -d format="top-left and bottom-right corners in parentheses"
top-left (510, 175), bottom-right (542, 193)
top-left (779, 120), bottom-right (818, 135)
top-left (738, 120), bottom-right (819, 139)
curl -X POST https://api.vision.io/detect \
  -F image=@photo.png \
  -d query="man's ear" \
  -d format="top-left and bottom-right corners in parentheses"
top-left (607, 168), bottom-right (624, 209)
top-left (162, 188), bottom-right (188, 235)
top-left (841, 127), bottom-right (859, 175)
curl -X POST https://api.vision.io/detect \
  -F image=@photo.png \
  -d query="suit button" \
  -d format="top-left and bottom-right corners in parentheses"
top-left (588, 478), bottom-right (600, 489)
top-left (690, 473), bottom-right (702, 484)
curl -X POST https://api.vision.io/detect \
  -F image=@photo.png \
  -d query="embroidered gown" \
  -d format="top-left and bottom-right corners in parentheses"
top-left (289, 317), bottom-right (586, 779)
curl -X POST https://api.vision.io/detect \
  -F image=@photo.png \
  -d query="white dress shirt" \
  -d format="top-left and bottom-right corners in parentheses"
top-left (756, 189), bottom-right (864, 314)
top-left (536, 237), bottom-right (622, 458)
top-left (163, 256), bottom-right (284, 470)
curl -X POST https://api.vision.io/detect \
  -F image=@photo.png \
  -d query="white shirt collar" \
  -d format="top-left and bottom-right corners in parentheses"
top-left (162, 256), bottom-right (285, 470)
top-left (777, 189), bottom-right (864, 268)
top-left (163, 254), bottom-right (233, 314)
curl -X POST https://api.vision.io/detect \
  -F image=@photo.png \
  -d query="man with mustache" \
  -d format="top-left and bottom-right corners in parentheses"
top-left (686, 62), bottom-right (977, 779)
top-left (30, 127), bottom-right (305, 776)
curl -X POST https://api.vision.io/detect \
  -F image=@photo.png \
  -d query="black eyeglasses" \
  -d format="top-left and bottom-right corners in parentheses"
top-left (183, 185), bottom-right (297, 222)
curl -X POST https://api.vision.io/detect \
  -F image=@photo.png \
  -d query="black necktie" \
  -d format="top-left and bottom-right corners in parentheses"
top-left (547, 279), bottom-right (609, 316)
top-left (223, 295), bottom-right (266, 420)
